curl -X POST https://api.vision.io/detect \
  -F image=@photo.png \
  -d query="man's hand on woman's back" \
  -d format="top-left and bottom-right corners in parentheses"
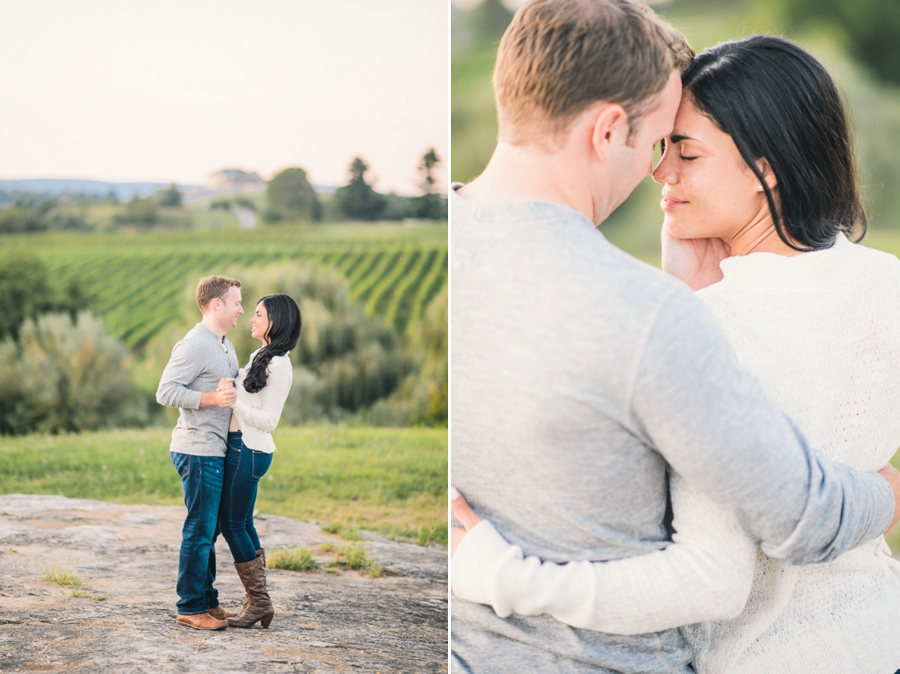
top-left (877, 463), bottom-right (900, 533)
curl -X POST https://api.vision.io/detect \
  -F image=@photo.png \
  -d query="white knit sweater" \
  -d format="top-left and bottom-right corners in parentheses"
top-left (229, 348), bottom-right (292, 453)
top-left (451, 234), bottom-right (900, 672)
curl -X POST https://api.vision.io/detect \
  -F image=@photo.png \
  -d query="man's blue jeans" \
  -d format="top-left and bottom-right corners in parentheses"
top-left (220, 431), bottom-right (272, 564)
top-left (171, 452), bottom-right (224, 616)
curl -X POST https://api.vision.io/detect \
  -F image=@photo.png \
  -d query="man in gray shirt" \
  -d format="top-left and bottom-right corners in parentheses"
top-left (156, 275), bottom-right (242, 630)
top-left (450, 1), bottom-right (900, 671)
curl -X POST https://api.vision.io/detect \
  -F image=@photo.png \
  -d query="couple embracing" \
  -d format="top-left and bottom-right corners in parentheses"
top-left (156, 275), bottom-right (301, 631)
top-left (450, 0), bottom-right (900, 672)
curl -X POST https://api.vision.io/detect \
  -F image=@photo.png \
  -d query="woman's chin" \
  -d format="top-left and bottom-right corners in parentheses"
top-left (665, 216), bottom-right (704, 240)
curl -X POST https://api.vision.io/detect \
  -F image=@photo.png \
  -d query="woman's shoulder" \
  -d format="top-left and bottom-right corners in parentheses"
top-left (271, 352), bottom-right (293, 368)
top-left (267, 353), bottom-right (293, 383)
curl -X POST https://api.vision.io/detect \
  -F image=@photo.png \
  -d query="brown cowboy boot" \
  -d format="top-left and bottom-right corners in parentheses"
top-left (176, 612), bottom-right (228, 630)
top-left (210, 550), bottom-right (265, 620)
top-left (227, 554), bottom-right (274, 629)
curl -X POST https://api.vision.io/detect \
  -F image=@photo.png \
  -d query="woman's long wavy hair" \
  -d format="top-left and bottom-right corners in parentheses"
top-left (243, 294), bottom-right (302, 394)
top-left (683, 35), bottom-right (866, 250)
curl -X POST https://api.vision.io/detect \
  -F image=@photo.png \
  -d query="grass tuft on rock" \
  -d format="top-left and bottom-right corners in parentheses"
top-left (269, 547), bottom-right (319, 572)
top-left (42, 567), bottom-right (82, 587)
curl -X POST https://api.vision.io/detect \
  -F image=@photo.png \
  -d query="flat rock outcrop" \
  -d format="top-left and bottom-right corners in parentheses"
top-left (0, 494), bottom-right (448, 673)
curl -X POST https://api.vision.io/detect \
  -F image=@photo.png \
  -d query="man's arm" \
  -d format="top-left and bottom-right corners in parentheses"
top-left (156, 340), bottom-right (235, 409)
top-left (631, 286), bottom-right (895, 565)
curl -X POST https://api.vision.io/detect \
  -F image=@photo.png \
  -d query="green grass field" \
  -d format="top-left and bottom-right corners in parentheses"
top-left (0, 425), bottom-right (447, 546)
top-left (4, 223), bottom-right (447, 350)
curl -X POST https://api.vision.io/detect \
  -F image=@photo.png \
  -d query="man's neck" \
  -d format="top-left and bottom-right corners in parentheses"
top-left (200, 316), bottom-right (227, 340)
top-left (457, 141), bottom-right (608, 224)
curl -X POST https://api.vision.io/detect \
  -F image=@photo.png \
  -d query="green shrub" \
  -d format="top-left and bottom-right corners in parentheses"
top-left (266, 167), bottom-right (320, 222)
top-left (0, 312), bottom-right (146, 435)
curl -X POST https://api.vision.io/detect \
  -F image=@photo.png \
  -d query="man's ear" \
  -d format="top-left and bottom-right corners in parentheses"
top-left (590, 103), bottom-right (629, 162)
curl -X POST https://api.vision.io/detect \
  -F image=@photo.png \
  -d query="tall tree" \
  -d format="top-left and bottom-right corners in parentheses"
top-left (774, 0), bottom-right (900, 85)
top-left (334, 157), bottom-right (386, 221)
top-left (265, 167), bottom-right (321, 223)
top-left (0, 250), bottom-right (90, 342)
top-left (415, 148), bottom-right (447, 220)
top-left (158, 183), bottom-right (182, 207)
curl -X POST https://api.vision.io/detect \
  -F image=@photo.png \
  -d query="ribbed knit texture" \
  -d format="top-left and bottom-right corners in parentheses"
top-left (449, 183), bottom-right (893, 673)
top-left (694, 234), bottom-right (900, 673)
top-left (230, 348), bottom-right (292, 453)
top-left (452, 233), bottom-right (900, 672)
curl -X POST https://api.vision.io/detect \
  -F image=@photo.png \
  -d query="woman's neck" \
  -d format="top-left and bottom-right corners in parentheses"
top-left (727, 213), bottom-right (801, 257)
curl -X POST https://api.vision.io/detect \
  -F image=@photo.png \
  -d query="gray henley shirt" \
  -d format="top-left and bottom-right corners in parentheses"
top-left (156, 323), bottom-right (239, 457)
top-left (449, 188), bottom-right (894, 673)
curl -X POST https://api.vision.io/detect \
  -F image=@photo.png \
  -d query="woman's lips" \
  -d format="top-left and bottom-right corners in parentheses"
top-left (660, 196), bottom-right (688, 212)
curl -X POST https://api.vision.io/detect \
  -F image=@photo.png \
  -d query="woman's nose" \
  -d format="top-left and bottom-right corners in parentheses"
top-left (652, 160), bottom-right (677, 185)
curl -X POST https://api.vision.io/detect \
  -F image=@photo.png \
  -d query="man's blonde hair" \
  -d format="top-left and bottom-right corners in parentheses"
top-left (494, 0), bottom-right (693, 145)
top-left (196, 275), bottom-right (241, 312)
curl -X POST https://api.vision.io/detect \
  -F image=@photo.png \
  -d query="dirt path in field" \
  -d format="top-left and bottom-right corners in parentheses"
top-left (0, 494), bottom-right (447, 673)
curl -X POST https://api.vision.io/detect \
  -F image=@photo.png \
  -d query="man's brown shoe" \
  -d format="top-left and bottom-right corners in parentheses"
top-left (176, 612), bottom-right (228, 630)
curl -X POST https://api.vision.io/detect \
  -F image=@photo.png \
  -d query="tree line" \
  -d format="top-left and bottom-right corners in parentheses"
top-left (262, 149), bottom-right (447, 224)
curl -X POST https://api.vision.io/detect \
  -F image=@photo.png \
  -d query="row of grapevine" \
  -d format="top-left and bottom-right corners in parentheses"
top-left (33, 227), bottom-right (447, 350)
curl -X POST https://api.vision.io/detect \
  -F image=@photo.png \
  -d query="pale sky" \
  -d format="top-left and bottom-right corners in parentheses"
top-left (0, 0), bottom-right (448, 194)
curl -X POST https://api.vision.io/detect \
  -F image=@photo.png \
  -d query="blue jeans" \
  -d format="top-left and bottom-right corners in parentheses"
top-left (171, 452), bottom-right (224, 616)
top-left (220, 431), bottom-right (272, 564)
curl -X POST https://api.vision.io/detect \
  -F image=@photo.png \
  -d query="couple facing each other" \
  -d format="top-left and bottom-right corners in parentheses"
top-left (451, 1), bottom-right (900, 672)
top-left (156, 275), bottom-right (301, 631)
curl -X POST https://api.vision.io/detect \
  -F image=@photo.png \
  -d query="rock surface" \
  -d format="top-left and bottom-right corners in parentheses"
top-left (0, 494), bottom-right (448, 673)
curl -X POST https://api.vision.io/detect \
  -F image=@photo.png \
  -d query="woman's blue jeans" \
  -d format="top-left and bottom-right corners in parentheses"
top-left (220, 431), bottom-right (273, 564)
top-left (171, 452), bottom-right (223, 616)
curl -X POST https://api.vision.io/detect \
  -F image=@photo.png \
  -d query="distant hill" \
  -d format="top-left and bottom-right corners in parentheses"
top-left (0, 179), bottom-right (202, 201)
top-left (0, 178), bottom-right (336, 201)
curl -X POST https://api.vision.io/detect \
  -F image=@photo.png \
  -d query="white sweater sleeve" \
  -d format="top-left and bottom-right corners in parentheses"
top-left (451, 472), bottom-right (757, 635)
top-left (232, 356), bottom-right (292, 433)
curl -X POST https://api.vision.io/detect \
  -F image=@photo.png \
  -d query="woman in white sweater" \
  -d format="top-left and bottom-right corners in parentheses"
top-left (450, 36), bottom-right (900, 672)
top-left (218, 293), bottom-right (300, 629)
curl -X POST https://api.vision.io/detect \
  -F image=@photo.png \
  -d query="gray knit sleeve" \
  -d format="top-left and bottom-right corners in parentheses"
top-left (629, 286), bottom-right (893, 565)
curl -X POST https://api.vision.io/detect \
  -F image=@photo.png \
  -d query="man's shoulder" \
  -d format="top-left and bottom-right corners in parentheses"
top-left (173, 324), bottom-right (207, 350)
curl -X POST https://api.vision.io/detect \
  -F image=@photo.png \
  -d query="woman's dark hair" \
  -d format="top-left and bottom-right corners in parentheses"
top-left (243, 294), bottom-right (302, 394)
top-left (682, 35), bottom-right (866, 250)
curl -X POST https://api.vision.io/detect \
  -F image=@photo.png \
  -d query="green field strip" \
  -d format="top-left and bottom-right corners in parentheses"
top-left (338, 251), bottom-right (367, 278)
top-left (418, 251), bottom-right (448, 309)
top-left (331, 250), bottom-right (353, 272)
top-left (386, 249), bottom-right (438, 333)
top-left (96, 256), bottom-right (190, 314)
top-left (405, 250), bottom-right (448, 334)
top-left (13, 228), bottom-right (446, 349)
top-left (346, 252), bottom-right (384, 288)
top-left (369, 250), bottom-right (422, 318)
top-left (353, 251), bottom-right (404, 304)
top-left (121, 311), bottom-right (182, 350)
top-left (103, 275), bottom-right (186, 326)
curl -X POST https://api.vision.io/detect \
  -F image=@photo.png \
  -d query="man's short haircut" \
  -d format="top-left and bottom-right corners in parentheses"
top-left (494, 0), bottom-right (693, 144)
top-left (196, 275), bottom-right (241, 312)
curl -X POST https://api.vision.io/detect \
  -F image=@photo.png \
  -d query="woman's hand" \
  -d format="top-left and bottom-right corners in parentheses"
top-left (661, 223), bottom-right (731, 291)
top-left (450, 486), bottom-right (483, 556)
top-left (216, 378), bottom-right (236, 407)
